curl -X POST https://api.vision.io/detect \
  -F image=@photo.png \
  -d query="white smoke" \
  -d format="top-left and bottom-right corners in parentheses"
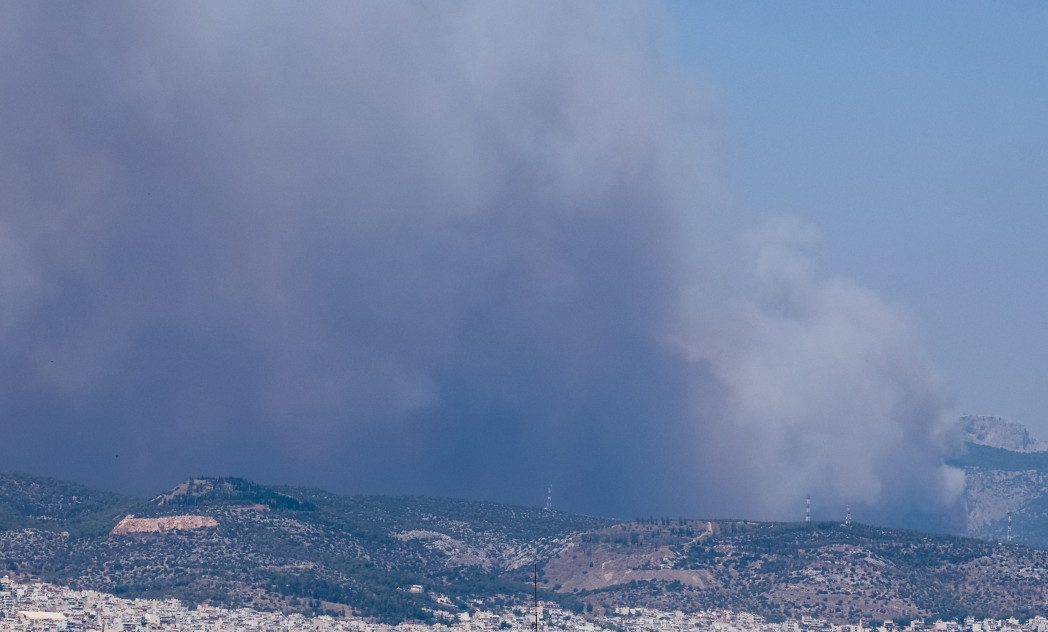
top-left (676, 216), bottom-right (962, 521)
top-left (0, 2), bottom-right (962, 524)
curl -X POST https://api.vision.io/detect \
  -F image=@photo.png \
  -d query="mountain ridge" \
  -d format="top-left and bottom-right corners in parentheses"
top-left (3, 472), bottom-right (1048, 624)
top-left (959, 415), bottom-right (1048, 453)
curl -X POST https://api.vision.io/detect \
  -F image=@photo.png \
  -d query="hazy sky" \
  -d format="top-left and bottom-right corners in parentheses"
top-left (0, 2), bottom-right (1043, 527)
top-left (665, 2), bottom-right (1048, 436)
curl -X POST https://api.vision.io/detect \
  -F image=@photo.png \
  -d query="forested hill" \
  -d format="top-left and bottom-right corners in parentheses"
top-left (0, 473), bottom-right (609, 622)
top-left (544, 518), bottom-right (1048, 624)
top-left (2, 473), bottom-right (1048, 624)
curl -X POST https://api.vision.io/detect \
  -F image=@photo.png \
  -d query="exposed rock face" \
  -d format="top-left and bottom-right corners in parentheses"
top-left (110, 514), bottom-right (218, 535)
top-left (952, 416), bottom-right (1048, 548)
top-left (964, 469), bottom-right (1048, 533)
top-left (960, 415), bottom-right (1048, 452)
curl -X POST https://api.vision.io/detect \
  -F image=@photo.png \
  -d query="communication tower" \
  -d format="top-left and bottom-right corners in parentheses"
top-left (533, 563), bottom-right (541, 632)
top-left (844, 505), bottom-right (852, 527)
top-left (1007, 512), bottom-right (1013, 544)
top-left (544, 483), bottom-right (553, 512)
top-left (805, 495), bottom-right (811, 523)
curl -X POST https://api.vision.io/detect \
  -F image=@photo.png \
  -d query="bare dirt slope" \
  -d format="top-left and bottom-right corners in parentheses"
top-left (111, 514), bottom-right (218, 534)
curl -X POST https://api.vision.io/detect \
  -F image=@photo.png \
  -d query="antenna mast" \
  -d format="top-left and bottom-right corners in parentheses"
top-left (544, 483), bottom-right (553, 512)
top-left (805, 494), bottom-right (811, 523)
top-left (844, 505), bottom-right (852, 527)
top-left (533, 562), bottom-right (540, 632)
top-left (1007, 512), bottom-right (1013, 544)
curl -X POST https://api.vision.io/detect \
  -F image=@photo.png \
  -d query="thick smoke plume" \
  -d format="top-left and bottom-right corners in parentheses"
top-left (0, 3), bottom-right (961, 526)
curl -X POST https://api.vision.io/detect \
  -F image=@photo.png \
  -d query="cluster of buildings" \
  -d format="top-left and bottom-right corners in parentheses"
top-left (3, 576), bottom-right (1048, 632)
top-left (601, 610), bottom-right (1048, 632)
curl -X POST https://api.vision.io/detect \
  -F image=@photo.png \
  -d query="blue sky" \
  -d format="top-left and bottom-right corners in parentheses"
top-left (664, 2), bottom-right (1048, 435)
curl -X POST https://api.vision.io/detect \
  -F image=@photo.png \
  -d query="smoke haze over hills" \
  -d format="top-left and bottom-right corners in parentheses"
top-left (0, 2), bottom-right (962, 526)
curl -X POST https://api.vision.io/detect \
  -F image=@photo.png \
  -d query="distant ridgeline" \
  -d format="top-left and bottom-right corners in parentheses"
top-left (948, 442), bottom-right (1048, 472)
top-left (154, 477), bottom-right (316, 511)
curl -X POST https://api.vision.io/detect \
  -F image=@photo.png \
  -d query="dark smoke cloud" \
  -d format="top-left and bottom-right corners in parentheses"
top-left (0, 2), bottom-right (961, 525)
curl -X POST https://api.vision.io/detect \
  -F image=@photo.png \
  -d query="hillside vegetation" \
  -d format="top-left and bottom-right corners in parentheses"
top-left (0, 474), bottom-right (606, 622)
top-left (544, 519), bottom-right (1048, 623)
top-left (0, 473), bottom-right (138, 536)
top-left (3, 473), bottom-right (1048, 624)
